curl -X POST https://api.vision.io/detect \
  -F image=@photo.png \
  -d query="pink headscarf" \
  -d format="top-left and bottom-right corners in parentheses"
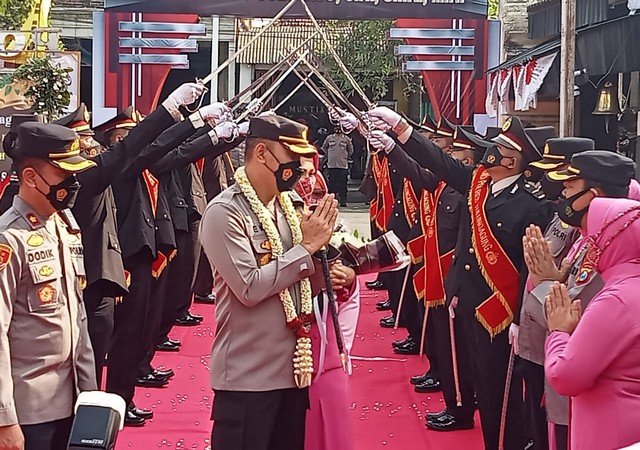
top-left (586, 197), bottom-right (640, 282)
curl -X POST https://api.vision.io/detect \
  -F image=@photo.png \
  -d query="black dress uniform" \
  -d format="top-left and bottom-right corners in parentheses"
top-left (56, 105), bottom-right (179, 385)
top-left (105, 111), bottom-right (212, 410)
top-left (191, 155), bottom-right (228, 300)
top-left (399, 117), bottom-right (554, 450)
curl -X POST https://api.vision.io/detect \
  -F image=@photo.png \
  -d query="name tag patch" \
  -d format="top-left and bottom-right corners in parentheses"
top-left (27, 248), bottom-right (55, 264)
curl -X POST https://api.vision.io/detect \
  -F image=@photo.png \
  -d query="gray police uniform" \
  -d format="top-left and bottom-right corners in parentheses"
top-left (0, 197), bottom-right (97, 428)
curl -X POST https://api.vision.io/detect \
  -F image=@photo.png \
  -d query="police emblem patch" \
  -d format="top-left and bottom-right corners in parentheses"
top-left (282, 168), bottom-right (293, 182)
top-left (27, 234), bottom-right (44, 247)
top-left (487, 154), bottom-right (496, 164)
top-left (0, 244), bottom-right (12, 271)
top-left (56, 189), bottom-right (68, 202)
top-left (38, 285), bottom-right (56, 304)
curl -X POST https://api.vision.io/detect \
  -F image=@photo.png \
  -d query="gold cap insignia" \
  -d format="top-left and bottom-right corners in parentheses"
top-left (502, 117), bottom-right (512, 132)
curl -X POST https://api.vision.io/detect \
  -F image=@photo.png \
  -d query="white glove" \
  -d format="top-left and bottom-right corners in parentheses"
top-left (328, 107), bottom-right (343, 122)
top-left (509, 323), bottom-right (520, 355)
top-left (167, 82), bottom-right (205, 107)
top-left (448, 296), bottom-right (459, 319)
top-left (199, 102), bottom-right (231, 123)
top-left (238, 121), bottom-right (250, 136)
top-left (367, 130), bottom-right (395, 154)
top-left (245, 98), bottom-right (263, 115)
top-left (213, 121), bottom-right (239, 142)
top-left (339, 112), bottom-right (358, 134)
top-left (367, 106), bottom-right (402, 129)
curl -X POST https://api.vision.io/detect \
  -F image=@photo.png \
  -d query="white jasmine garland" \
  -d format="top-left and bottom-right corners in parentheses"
top-left (235, 166), bottom-right (314, 388)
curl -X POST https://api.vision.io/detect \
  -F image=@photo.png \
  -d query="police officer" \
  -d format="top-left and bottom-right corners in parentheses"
top-left (322, 126), bottom-right (353, 207)
top-left (200, 115), bottom-right (337, 450)
top-left (514, 137), bottom-right (594, 450)
top-left (369, 107), bottom-right (555, 450)
top-left (54, 103), bottom-right (103, 156)
top-left (56, 84), bottom-right (208, 411)
top-left (0, 123), bottom-right (97, 450)
top-left (523, 150), bottom-right (636, 450)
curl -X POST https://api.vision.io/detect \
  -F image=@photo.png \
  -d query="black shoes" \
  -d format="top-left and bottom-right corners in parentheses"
top-left (153, 368), bottom-right (175, 380)
top-left (379, 316), bottom-right (395, 328)
top-left (136, 373), bottom-right (169, 388)
top-left (156, 340), bottom-right (180, 352)
top-left (394, 338), bottom-right (419, 355)
top-left (410, 371), bottom-right (432, 385)
top-left (124, 409), bottom-right (146, 427)
top-left (194, 293), bottom-right (216, 305)
top-left (393, 336), bottom-right (413, 349)
top-left (415, 377), bottom-right (442, 393)
top-left (175, 314), bottom-right (201, 327)
top-left (425, 409), bottom-right (447, 421)
top-left (426, 413), bottom-right (474, 431)
top-left (376, 300), bottom-right (392, 311)
top-left (128, 403), bottom-right (154, 420)
top-left (366, 281), bottom-right (386, 291)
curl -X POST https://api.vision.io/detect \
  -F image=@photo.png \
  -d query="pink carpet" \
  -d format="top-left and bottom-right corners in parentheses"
top-left (116, 275), bottom-right (484, 449)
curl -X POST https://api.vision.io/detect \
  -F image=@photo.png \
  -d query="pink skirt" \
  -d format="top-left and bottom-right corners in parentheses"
top-left (305, 367), bottom-right (354, 450)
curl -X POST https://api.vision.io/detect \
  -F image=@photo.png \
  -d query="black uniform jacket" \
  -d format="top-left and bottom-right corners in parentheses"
top-left (400, 130), bottom-right (554, 317)
top-left (72, 106), bottom-right (181, 296)
top-left (111, 117), bottom-right (206, 261)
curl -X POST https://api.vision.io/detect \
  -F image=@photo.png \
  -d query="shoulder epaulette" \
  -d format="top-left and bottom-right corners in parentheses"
top-left (523, 181), bottom-right (546, 200)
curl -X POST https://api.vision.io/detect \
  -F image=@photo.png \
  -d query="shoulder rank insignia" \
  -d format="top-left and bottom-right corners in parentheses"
top-left (25, 213), bottom-right (42, 228)
top-left (0, 243), bottom-right (13, 271)
top-left (27, 234), bottom-right (44, 248)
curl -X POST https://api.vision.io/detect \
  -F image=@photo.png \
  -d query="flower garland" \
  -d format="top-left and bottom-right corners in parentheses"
top-left (234, 166), bottom-right (314, 388)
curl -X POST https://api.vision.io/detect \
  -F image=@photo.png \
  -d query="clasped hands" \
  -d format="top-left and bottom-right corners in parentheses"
top-left (523, 225), bottom-right (571, 287)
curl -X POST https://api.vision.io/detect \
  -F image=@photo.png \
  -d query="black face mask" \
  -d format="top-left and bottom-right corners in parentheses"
top-left (541, 176), bottom-right (565, 201)
top-left (557, 188), bottom-right (591, 227)
top-left (481, 146), bottom-right (512, 168)
top-left (35, 171), bottom-right (81, 210)
top-left (267, 149), bottom-right (303, 192)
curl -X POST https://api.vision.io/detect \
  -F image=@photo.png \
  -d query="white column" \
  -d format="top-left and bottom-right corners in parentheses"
top-left (227, 41), bottom-right (237, 99)
top-left (210, 16), bottom-right (220, 102)
top-left (239, 64), bottom-right (253, 92)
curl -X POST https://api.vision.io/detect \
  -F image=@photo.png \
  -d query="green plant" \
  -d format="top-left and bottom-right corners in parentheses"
top-left (322, 20), bottom-right (417, 101)
top-left (8, 55), bottom-right (72, 120)
top-left (488, 0), bottom-right (499, 19)
top-left (0, 0), bottom-right (37, 30)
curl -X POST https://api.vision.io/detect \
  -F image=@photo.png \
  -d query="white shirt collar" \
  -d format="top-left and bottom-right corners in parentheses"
top-left (491, 173), bottom-right (522, 196)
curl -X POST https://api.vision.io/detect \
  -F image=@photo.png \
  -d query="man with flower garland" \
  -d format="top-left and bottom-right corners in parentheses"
top-left (200, 115), bottom-right (339, 450)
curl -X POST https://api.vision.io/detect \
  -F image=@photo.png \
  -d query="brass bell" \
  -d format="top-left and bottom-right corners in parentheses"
top-left (592, 81), bottom-right (622, 115)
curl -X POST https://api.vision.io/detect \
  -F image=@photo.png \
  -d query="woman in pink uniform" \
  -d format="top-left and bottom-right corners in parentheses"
top-left (545, 197), bottom-right (640, 450)
top-left (295, 157), bottom-right (359, 450)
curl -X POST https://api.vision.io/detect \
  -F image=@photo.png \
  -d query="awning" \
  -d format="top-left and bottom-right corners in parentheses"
top-left (236, 21), bottom-right (343, 65)
top-left (488, 14), bottom-right (640, 75)
top-left (485, 14), bottom-right (640, 117)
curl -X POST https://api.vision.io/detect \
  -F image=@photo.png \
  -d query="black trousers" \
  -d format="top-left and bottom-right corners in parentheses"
top-left (411, 300), bottom-right (442, 377)
top-left (212, 388), bottom-right (309, 450)
top-left (138, 254), bottom-right (173, 378)
top-left (522, 359), bottom-right (549, 450)
top-left (107, 251), bottom-right (153, 405)
top-left (469, 317), bottom-right (526, 450)
top-left (157, 231), bottom-right (196, 345)
top-left (22, 416), bottom-right (73, 450)
top-left (327, 168), bottom-right (348, 203)
top-left (433, 311), bottom-right (476, 421)
top-left (554, 424), bottom-right (568, 450)
top-left (192, 248), bottom-right (214, 296)
top-left (83, 283), bottom-right (115, 387)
